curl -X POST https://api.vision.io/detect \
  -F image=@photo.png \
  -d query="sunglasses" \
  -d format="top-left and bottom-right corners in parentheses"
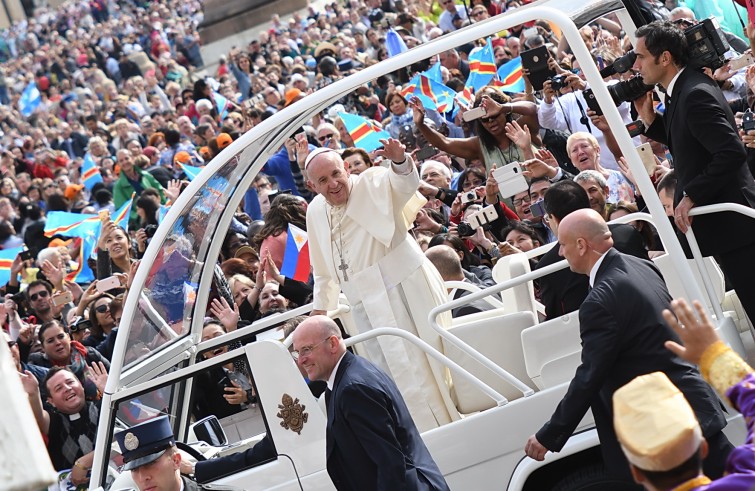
top-left (29, 290), bottom-right (49, 301)
top-left (95, 304), bottom-right (110, 314)
top-left (480, 113), bottom-right (502, 123)
top-left (318, 133), bottom-right (335, 142)
top-left (44, 184), bottom-right (55, 189)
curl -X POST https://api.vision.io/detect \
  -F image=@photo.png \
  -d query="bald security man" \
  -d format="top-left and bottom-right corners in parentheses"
top-left (292, 316), bottom-right (450, 491)
top-left (524, 209), bottom-right (732, 483)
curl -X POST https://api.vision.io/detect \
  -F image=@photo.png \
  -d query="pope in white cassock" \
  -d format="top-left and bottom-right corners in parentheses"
top-left (305, 138), bottom-right (459, 431)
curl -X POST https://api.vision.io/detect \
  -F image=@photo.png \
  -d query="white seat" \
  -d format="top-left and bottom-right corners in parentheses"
top-left (652, 254), bottom-right (724, 311)
top-left (521, 313), bottom-right (581, 390)
top-left (540, 351), bottom-right (581, 388)
top-left (491, 252), bottom-right (539, 318)
top-left (441, 311), bottom-right (537, 414)
top-left (451, 307), bottom-right (508, 328)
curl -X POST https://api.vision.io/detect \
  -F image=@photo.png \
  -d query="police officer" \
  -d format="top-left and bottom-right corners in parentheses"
top-left (115, 415), bottom-right (210, 491)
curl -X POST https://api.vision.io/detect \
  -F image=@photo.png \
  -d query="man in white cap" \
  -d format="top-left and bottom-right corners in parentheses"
top-left (304, 137), bottom-right (457, 431)
top-left (614, 298), bottom-right (755, 490)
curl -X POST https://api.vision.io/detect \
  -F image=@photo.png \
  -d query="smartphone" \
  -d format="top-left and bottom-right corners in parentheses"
top-left (530, 199), bottom-right (547, 218)
top-left (52, 291), bottom-right (73, 307)
top-left (729, 52), bottom-right (755, 71)
top-left (492, 162), bottom-right (529, 198)
top-left (524, 27), bottom-right (538, 38)
top-left (416, 145), bottom-right (439, 161)
top-left (97, 275), bottom-right (121, 293)
top-left (19, 249), bottom-right (33, 262)
top-left (582, 88), bottom-right (602, 116)
top-left (99, 209), bottom-right (110, 221)
top-left (462, 106), bottom-right (487, 122)
top-left (743, 110), bottom-right (755, 132)
top-left (636, 143), bottom-right (656, 175)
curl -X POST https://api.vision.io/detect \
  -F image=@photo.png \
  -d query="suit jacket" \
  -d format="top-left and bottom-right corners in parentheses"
top-left (326, 352), bottom-right (450, 491)
top-left (536, 249), bottom-right (727, 475)
top-left (645, 68), bottom-right (755, 256)
top-left (52, 133), bottom-right (89, 159)
top-left (535, 223), bottom-right (649, 319)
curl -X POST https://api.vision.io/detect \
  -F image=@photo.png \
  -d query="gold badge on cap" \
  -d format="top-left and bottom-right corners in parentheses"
top-left (124, 432), bottom-right (140, 451)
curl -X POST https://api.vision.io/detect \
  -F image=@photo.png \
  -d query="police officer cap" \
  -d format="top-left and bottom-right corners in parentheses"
top-left (115, 415), bottom-right (176, 471)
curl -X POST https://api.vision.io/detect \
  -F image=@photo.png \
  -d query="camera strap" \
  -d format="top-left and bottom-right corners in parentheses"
top-left (575, 95), bottom-right (593, 134)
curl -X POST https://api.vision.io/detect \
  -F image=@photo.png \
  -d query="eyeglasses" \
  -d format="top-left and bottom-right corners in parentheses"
top-left (513, 195), bottom-right (532, 207)
top-left (318, 133), bottom-right (335, 142)
top-left (291, 336), bottom-right (333, 361)
top-left (44, 184), bottom-right (55, 189)
top-left (29, 290), bottom-right (49, 301)
top-left (95, 304), bottom-right (110, 314)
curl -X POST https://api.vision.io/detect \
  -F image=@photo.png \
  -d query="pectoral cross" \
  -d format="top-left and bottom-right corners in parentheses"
top-left (338, 258), bottom-right (349, 281)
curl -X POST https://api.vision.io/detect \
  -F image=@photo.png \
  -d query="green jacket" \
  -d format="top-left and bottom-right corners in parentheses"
top-left (112, 167), bottom-right (165, 224)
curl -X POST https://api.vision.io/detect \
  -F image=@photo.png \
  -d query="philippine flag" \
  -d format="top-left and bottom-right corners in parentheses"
top-left (280, 224), bottom-right (310, 282)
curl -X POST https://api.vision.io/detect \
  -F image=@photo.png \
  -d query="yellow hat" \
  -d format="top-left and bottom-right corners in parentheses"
top-left (613, 372), bottom-right (702, 472)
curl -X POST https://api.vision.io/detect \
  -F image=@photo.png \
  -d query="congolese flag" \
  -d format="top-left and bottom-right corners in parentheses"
top-left (337, 112), bottom-right (390, 152)
top-left (416, 75), bottom-right (455, 113)
top-left (81, 153), bottom-right (103, 190)
top-left (496, 56), bottom-right (525, 93)
top-left (178, 162), bottom-right (204, 181)
top-left (466, 40), bottom-right (497, 91)
top-left (0, 246), bottom-right (24, 286)
top-left (280, 224), bottom-right (310, 282)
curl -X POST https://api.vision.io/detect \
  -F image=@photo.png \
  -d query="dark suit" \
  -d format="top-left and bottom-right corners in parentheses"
top-left (645, 67), bottom-right (755, 322)
top-left (535, 223), bottom-right (649, 319)
top-left (326, 351), bottom-right (450, 491)
top-left (52, 133), bottom-right (89, 159)
top-left (536, 249), bottom-right (731, 480)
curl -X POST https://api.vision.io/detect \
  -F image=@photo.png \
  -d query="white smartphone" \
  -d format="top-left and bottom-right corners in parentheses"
top-left (524, 27), bottom-right (539, 38)
top-left (97, 275), bottom-right (121, 293)
top-left (729, 53), bottom-right (754, 71)
top-left (635, 143), bottom-right (656, 175)
top-left (462, 106), bottom-right (487, 122)
top-left (52, 291), bottom-right (73, 307)
top-left (492, 162), bottom-right (529, 198)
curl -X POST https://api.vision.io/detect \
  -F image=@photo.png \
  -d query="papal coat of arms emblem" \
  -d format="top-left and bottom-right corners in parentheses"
top-left (277, 393), bottom-right (308, 434)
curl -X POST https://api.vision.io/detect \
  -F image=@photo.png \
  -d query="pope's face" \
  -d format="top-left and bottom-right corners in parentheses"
top-left (307, 153), bottom-right (351, 206)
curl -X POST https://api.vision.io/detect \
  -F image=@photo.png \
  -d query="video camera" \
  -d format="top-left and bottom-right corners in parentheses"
top-left (592, 17), bottom-right (729, 107)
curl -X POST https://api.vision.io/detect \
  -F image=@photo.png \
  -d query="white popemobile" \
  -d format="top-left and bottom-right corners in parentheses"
top-left (80, 0), bottom-right (755, 489)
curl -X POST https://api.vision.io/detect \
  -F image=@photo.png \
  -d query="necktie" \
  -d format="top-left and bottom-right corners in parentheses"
top-left (324, 387), bottom-right (332, 407)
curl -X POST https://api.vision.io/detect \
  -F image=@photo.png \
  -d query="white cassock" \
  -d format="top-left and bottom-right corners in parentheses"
top-left (306, 156), bottom-right (459, 431)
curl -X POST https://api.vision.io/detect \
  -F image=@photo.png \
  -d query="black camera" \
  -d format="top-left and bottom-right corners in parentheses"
top-left (607, 74), bottom-right (655, 104)
top-left (549, 75), bottom-right (568, 92)
top-left (144, 224), bottom-right (158, 238)
top-left (457, 221), bottom-right (476, 237)
top-left (69, 317), bottom-right (92, 333)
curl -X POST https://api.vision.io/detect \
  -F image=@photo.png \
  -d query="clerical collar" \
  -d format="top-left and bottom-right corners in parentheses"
top-left (666, 67), bottom-right (685, 97)
top-left (327, 352), bottom-right (347, 390)
top-left (589, 251), bottom-right (609, 287)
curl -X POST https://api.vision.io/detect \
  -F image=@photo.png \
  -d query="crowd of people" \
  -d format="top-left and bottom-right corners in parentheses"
top-left (5, 0), bottom-right (755, 488)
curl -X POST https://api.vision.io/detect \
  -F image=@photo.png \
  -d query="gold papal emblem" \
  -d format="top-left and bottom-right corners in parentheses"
top-left (124, 432), bottom-right (140, 451)
top-left (277, 393), bottom-right (308, 435)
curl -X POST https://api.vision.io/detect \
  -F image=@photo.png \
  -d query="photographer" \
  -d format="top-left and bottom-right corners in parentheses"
top-left (537, 53), bottom-right (637, 171)
top-left (634, 20), bottom-right (755, 324)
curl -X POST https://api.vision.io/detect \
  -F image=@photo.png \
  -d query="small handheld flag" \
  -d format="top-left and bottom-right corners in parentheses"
top-left (466, 40), bottom-right (497, 91)
top-left (337, 112), bottom-right (390, 152)
top-left (386, 28), bottom-right (408, 57)
top-left (19, 81), bottom-right (42, 118)
top-left (280, 224), bottom-right (310, 282)
top-left (496, 56), bottom-right (525, 93)
top-left (81, 153), bottom-right (103, 190)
